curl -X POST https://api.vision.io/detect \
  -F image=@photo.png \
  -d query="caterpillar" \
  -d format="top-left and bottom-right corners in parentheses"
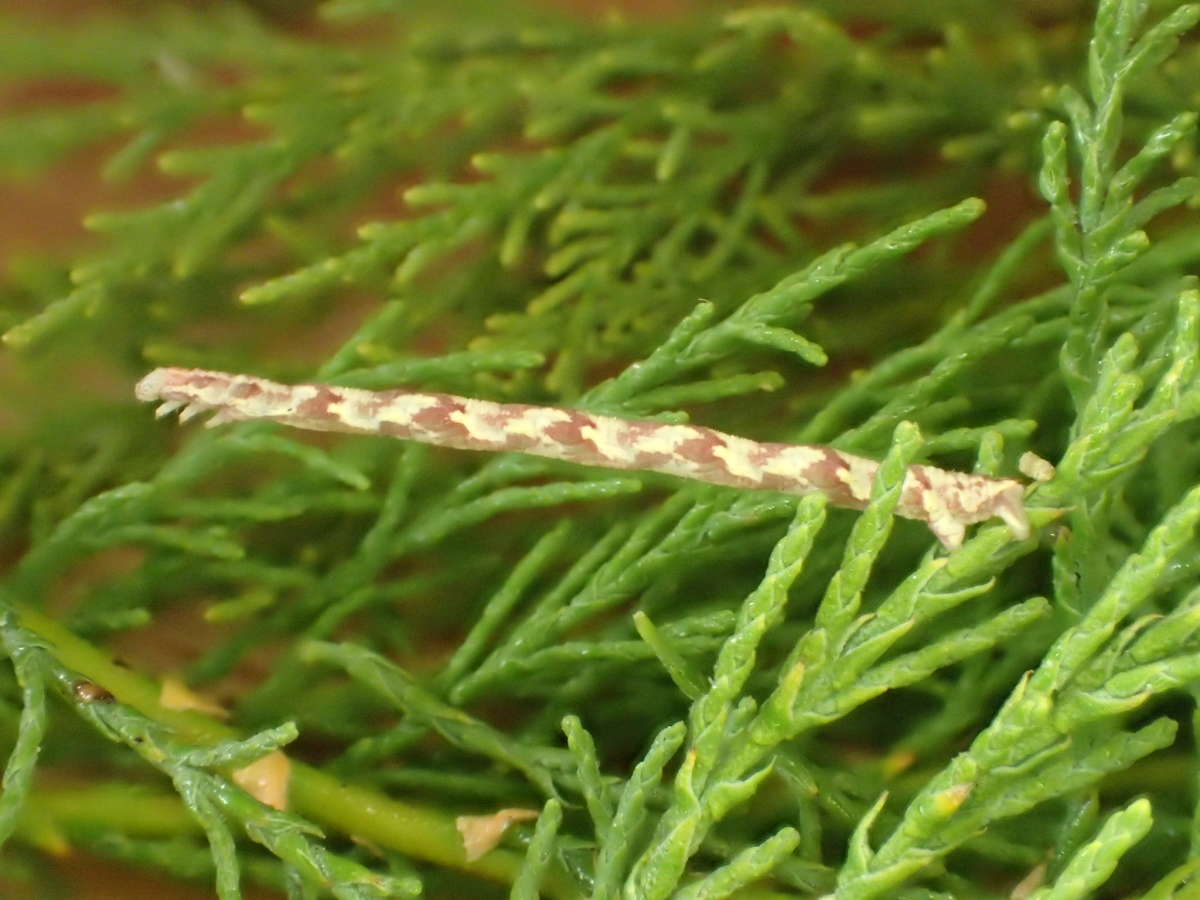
top-left (136, 367), bottom-right (1031, 551)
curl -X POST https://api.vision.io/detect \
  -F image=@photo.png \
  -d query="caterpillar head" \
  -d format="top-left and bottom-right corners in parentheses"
top-left (135, 367), bottom-right (249, 426)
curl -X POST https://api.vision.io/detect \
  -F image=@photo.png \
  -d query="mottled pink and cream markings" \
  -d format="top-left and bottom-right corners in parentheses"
top-left (136, 367), bottom-right (1031, 550)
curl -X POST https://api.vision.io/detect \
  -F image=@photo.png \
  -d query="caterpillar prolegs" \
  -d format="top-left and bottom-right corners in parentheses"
top-left (136, 367), bottom-right (1031, 550)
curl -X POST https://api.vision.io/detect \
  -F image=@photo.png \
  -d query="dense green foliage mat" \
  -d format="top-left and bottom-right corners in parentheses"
top-left (3, 1), bottom-right (1200, 897)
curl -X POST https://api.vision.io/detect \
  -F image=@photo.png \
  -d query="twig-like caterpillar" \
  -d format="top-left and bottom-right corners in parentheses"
top-left (136, 367), bottom-right (1031, 551)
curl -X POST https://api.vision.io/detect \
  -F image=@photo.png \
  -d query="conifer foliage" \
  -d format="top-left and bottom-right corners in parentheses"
top-left (2, 1), bottom-right (1200, 897)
